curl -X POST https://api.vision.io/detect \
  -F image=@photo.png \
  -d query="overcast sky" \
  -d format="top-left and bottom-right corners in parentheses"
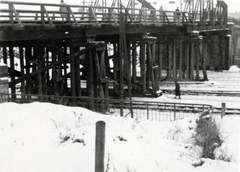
top-left (1, 0), bottom-right (239, 13)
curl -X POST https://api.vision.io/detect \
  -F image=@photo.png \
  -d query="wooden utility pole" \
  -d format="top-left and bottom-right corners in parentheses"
top-left (119, 5), bottom-right (133, 117)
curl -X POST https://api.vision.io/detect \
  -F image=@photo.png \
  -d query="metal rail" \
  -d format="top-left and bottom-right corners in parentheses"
top-left (0, 93), bottom-right (214, 121)
top-left (161, 89), bottom-right (240, 97)
top-left (2, 93), bottom-right (239, 119)
top-left (0, 1), bottom-right (227, 29)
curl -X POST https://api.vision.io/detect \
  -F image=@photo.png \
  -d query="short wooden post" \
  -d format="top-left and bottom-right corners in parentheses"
top-left (147, 102), bottom-right (149, 120)
top-left (95, 121), bottom-right (106, 172)
top-left (221, 102), bottom-right (226, 118)
top-left (174, 104), bottom-right (176, 120)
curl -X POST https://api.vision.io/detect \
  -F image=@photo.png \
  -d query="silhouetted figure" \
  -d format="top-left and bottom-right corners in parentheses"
top-left (175, 7), bottom-right (180, 24)
top-left (60, 0), bottom-right (70, 22)
top-left (174, 81), bottom-right (181, 99)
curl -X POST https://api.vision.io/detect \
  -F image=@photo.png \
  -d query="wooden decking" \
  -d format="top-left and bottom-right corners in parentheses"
top-left (0, 1), bottom-right (229, 42)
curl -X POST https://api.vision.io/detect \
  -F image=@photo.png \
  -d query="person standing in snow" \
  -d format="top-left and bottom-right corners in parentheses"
top-left (174, 81), bottom-right (181, 99)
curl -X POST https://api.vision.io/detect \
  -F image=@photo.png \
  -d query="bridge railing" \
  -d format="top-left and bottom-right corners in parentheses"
top-left (0, 93), bottom-right (212, 121)
top-left (0, 1), bottom-right (196, 27)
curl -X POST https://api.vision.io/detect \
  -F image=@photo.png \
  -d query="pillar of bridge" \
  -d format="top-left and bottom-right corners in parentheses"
top-left (224, 35), bottom-right (230, 69)
top-left (140, 39), bottom-right (146, 95)
top-left (190, 41), bottom-right (195, 79)
top-left (146, 39), bottom-right (158, 96)
top-left (231, 26), bottom-right (240, 66)
top-left (157, 43), bottom-right (163, 81)
top-left (185, 42), bottom-right (190, 79)
top-left (0, 62), bottom-right (8, 102)
top-left (172, 38), bottom-right (185, 80)
top-left (167, 42), bottom-right (172, 80)
top-left (86, 41), bottom-right (108, 112)
top-left (138, 35), bottom-right (158, 96)
top-left (8, 45), bottom-right (16, 97)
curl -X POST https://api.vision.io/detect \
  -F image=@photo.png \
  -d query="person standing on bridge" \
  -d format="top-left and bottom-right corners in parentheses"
top-left (60, 0), bottom-right (70, 22)
top-left (174, 81), bottom-right (181, 99)
top-left (175, 7), bottom-right (180, 24)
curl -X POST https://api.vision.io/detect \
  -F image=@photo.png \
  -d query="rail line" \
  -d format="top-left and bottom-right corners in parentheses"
top-left (0, 93), bottom-right (239, 122)
top-left (161, 89), bottom-right (240, 97)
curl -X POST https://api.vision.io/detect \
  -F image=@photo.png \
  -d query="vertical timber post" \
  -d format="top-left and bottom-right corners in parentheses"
top-left (132, 41), bottom-right (137, 84)
top-left (168, 43), bottom-right (171, 79)
top-left (195, 42), bottom-right (200, 80)
top-left (173, 42), bottom-right (177, 79)
top-left (9, 45), bottom-right (15, 97)
top-left (58, 46), bottom-right (64, 95)
top-left (25, 46), bottom-right (31, 99)
top-left (2, 46), bottom-right (7, 64)
top-left (36, 47), bottom-right (44, 96)
top-left (52, 47), bottom-right (58, 94)
top-left (0, 61), bottom-right (9, 102)
top-left (19, 46), bottom-right (26, 98)
top-left (179, 41), bottom-right (183, 79)
top-left (202, 41), bottom-right (208, 80)
top-left (119, 9), bottom-right (125, 116)
top-left (70, 47), bottom-right (76, 105)
top-left (140, 41), bottom-right (146, 95)
top-left (63, 46), bottom-right (68, 92)
top-left (224, 35), bottom-right (230, 69)
top-left (87, 47), bottom-right (94, 110)
top-left (75, 47), bottom-right (81, 97)
top-left (190, 42), bottom-right (194, 79)
top-left (113, 43), bottom-right (118, 96)
top-left (95, 121), bottom-right (105, 172)
top-left (158, 43), bottom-right (163, 80)
top-left (152, 43), bottom-right (158, 93)
top-left (146, 42), bottom-right (150, 89)
top-left (185, 43), bottom-right (190, 79)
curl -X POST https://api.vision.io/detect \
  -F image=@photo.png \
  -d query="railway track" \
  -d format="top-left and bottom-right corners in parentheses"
top-left (2, 93), bottom-right (240, 119)
top-left (161, 89), bottom-right (240, 97)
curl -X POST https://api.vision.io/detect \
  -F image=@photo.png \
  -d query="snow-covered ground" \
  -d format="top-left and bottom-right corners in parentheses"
top-left (0, 67), bottom-right (239, 172)
top-left (157, 66), bottom-right (240, 109)
top-left (0, 102), bottom-right (239, 172)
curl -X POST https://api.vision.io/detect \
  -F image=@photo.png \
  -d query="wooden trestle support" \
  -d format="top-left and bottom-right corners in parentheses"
top-left (0, 31), bottom-right (230, 106)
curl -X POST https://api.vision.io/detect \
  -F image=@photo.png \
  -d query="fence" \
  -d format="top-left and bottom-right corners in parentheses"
top-left (0, 93), bottom-right (212, 121)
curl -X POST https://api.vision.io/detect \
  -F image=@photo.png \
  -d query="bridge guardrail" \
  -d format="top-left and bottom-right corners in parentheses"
top-left (0, 93), bottom-right (212, 121)
top-left (0, 1), bottom-right (226, 28)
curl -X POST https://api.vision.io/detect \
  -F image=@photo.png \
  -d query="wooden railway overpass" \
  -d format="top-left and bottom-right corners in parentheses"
top-left (0, 0), bottom-right (232, 101)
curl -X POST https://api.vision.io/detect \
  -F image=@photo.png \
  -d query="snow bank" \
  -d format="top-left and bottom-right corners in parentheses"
top-left (228, 65), bottom-right (240, 72)
top-left (0, 62), bottom-right (7, 66)
top-left (0, 102), bottom-right (238, 172)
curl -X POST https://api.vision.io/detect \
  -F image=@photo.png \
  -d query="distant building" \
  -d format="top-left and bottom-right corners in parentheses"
top-left (134, 0), bottom-right (182, 11)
